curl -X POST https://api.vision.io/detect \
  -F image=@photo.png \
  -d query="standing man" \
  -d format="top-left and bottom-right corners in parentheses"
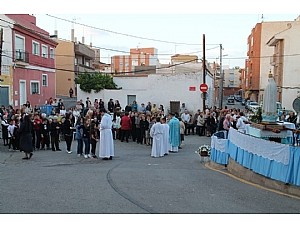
top-left (99, 108), bottom-right (114, 160)
top-left (181, 109), bottom-right (190, 136)
top-left (69, 88), bottom-right (74, 98)
top-left (161, 117), bottom-right (170, 156)
top-left (150, 117), bottom-right (164, 158)
top-left (168, 113), bottom-right (180, 153)
top-left (108, 99), bottom-right (115, 113)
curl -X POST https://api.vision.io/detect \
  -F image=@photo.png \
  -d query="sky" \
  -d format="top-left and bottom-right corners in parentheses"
top-left (3, 0), bottom-right (299, 69)
top-left (33, 13), bottom-right (299, 68)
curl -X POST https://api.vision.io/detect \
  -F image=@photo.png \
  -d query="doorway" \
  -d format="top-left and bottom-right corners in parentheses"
top-left (0, 86), bottom-right (9, 106)
top-left (19, 80), bottom-right (26, 106)
top-left (127, 95), bottom-right (136, 106)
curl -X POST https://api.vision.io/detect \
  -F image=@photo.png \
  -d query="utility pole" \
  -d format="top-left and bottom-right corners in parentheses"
top-left (218, 44), bottom-right (224, 109)
top-left (202, 34), bottom-right (206, 111)
top-left (0, 28), bottom-right (3, 76)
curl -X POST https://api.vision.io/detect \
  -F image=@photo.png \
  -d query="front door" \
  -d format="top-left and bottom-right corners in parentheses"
top-left (19, 80), bottom-right (26, 107)
top-left (0, 86), bottom-right (9, 107)
top-left (127, 95), bottom-right (136, 106)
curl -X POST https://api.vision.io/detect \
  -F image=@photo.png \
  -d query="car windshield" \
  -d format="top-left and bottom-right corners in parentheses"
top-left (250, 102), bottom-right (258, 105)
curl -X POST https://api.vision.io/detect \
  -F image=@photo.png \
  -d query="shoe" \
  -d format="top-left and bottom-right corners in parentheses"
top-left (22, 157), bottom-right (28, 160)
top-left (102, 157), bottom-right (109, 160)
top-left (29, 153), bottom-right (33, 159)
top-left (52, 149), bottom-right (55, 151)
top-left (84, 154), bottom-right (88, 159)
top-left (77, 154), bottom-right (81, 158)
top-left (56, 149), bottom-right (62, 151)
top-left (109, 156), bottom-right (112, 160)
top-left (67, 150), bottom-right (72, 154)
top-left (88, 154), bottom-right (92, 158)
top-left (178, 146), bottom-right (182, 149)
top-left (92, 155), bottom-right (98, 159)
top-left (164, 153), bottom-right (169, 156)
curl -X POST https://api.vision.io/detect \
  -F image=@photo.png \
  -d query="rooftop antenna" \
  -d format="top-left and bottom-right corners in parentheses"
top-left (261, 14), bottom-right (264, 22)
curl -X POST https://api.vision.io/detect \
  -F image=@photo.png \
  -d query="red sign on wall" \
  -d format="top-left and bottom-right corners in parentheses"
top-left (189, 86), bottom-right (196, 91)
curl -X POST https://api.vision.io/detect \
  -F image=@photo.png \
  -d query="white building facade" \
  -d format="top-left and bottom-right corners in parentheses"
top-left (77, 73), bottom-right (214, 114)
top-left (267, 17), bottom-right (300, 111)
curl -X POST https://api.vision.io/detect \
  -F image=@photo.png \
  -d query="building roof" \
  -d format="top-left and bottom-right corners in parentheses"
top-left (5, 14), bottom-right (57, 45)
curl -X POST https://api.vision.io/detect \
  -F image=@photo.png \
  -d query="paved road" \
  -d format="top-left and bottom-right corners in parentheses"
top-left (1, 134), bottom-right (300, 213)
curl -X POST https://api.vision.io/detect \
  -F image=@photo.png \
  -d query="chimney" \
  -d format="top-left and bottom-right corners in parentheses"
top-left (75, 37), bottom-right (77, 43)
top-left (90, 42), bottom-right (92, 47)
top-left (82, 36), bottom-right (85, 44)
top-left (54, 30), bottom-right (58, 37)
top-left (71, 29), bottom-right (75, 42)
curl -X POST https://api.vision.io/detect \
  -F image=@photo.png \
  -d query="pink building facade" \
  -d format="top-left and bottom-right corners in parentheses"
top-left (6, 14), bottom-right (57, 109)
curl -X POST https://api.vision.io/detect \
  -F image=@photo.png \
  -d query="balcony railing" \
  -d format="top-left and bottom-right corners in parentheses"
top-left (15, 50), bottom-right (29, 63)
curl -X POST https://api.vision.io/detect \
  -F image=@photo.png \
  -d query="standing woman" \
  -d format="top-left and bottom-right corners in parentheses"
top-left (19, 114), bottom-right (34, 160)
top-left (64, 113), bottom-right (74, 154)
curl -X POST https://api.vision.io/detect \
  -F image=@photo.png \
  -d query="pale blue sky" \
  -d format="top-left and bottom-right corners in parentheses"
top-left (5, 0), bottom-right (299, 68)
top-left (34, 14), bottom-right (298, 67)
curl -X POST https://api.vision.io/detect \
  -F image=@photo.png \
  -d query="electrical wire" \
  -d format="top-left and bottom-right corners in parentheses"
top-left (46, 14), bottom-right (220, 46)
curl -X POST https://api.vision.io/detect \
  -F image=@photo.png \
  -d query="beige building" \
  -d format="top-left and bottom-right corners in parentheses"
top-left (266, 16), bottom-right (300, 111)
top-left (54, 34), bottom-right (96, 97)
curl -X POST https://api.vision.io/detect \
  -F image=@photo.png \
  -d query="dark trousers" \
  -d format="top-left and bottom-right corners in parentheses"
top-left (91, 139), bottom-right (97, 155)
top-left (83, 137), bottom-right (90, 155)
top-left (35, 130), bottom-right (41, 149)
top-left (41, 134), bottom-right (50, 149)
top-left (136, 128), bottom-right (142, 143)
top-left (65, 135), bottom-right (73, 151)
top-left (184, 122), bottom-right (188, 135)
top-left (121, 130), bottom-right (130, 142)
top-left (9, 137), bottom-right (15, 149)
top-left (51, 134), bottom-right (60, 150)
top-left (131, 127), bottom-right (137, 141)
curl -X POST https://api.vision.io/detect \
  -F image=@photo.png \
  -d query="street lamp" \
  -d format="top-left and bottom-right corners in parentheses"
top-left (218, 44), bottom-right (228, 109)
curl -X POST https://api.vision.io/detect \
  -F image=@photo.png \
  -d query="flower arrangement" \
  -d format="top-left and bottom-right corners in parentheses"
top-left (196, 145), bottom-right (211, 157)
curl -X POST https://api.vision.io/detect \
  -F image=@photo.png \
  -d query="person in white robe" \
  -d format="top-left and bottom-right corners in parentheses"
top-left (150, 117), bottom-right (164, 158)
top-left (99, 108), bottom-right (114, 160)
top-left (161, 117), bottom-right (170, 156)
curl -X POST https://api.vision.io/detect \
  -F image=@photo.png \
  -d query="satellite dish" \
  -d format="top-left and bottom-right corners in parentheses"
top-left (292, 97), bottom-right (300, 112)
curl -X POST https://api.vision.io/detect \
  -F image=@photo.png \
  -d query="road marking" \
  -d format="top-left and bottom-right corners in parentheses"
top-left (204, 163), bottom-right (300, 200)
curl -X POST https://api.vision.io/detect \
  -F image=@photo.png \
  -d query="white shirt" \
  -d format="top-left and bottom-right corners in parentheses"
top-left (236, 116), bottom-right (248, 133)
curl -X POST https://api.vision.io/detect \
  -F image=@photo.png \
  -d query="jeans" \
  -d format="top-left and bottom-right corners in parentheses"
top-left (77, 138), bottom-right (83, 155)
top-left (83, 137), bottom-right (90, 155)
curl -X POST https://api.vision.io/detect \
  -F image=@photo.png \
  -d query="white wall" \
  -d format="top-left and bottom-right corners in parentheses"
top-left (260, 21), bottom-right (292, 100)
top-left (77, 73), bottom-right (214, 113)
top-left (279, 22), bottom-right (300, 111)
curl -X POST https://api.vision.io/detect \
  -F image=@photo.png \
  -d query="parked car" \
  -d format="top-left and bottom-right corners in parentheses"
top-left (248, 101), bottom-right (260, 112)
top-left (241, 99), bottom-right (246, 106)
top-left (234, 95), bottom-right (242, 102)
top-left (227, 97), bottom-right (235, 105)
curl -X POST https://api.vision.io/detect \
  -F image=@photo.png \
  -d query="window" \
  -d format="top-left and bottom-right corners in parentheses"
top-left (42, 74), bottom-right (48, 86)
top-left (42, 45), bottom-right (48, 58)
top-left (75, 58), bottom-right (78, 65)
top-left (32, 41), bottom-right (40, 56)
top-left (50, 48), bottom-right (55, 59)
top-left (30, 81), bottom-right (40, 94)
top-left (15, 35), bottom-right (25, 61)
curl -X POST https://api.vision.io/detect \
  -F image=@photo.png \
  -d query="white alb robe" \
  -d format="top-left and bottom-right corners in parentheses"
top-left (161, 123), bottom-right (170, 155)
top-left (150, 122), bottom-right (164, 157)
top-left (99, 113), bottom-right (114, 158)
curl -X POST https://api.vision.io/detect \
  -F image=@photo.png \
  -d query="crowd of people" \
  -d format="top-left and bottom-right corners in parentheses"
top-left (1, 96), bottom-right (298, 160)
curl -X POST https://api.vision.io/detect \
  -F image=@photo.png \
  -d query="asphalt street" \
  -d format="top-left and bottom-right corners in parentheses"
top-left (1, 134), bottom-right (300, 214)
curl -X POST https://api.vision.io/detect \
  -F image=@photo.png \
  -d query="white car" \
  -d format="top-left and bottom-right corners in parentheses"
top-left (248, 101), bottom-right (260, 112)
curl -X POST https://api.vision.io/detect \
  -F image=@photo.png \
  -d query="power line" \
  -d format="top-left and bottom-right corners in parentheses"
top-left (46, 14), bottom-right (220, 46)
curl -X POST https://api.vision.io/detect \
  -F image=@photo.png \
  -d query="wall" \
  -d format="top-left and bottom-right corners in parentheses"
top-left (13, 68), bottom-right (55, 108)
top-left (259, 21), bottom-right (291, 101)
top-left (279, 22), bottom-right (300, 111)
top-left (77, 73), bottom-right (214, 113)
top-left (0, 15), bottom-right (14, 105)
top-left (55, 40), bottom-right (75, 96)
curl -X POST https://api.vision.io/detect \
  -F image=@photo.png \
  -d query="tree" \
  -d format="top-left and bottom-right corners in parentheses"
top-left (75, 72), bottom-right (119, 93)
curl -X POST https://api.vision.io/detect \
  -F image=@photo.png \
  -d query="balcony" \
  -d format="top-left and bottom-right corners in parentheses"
top-left (14, 50), bottom-right (29, 66)
top-left (75, 64), bottom-right (95, 74)
top-left (74, 43), bottom-right (95, 59)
